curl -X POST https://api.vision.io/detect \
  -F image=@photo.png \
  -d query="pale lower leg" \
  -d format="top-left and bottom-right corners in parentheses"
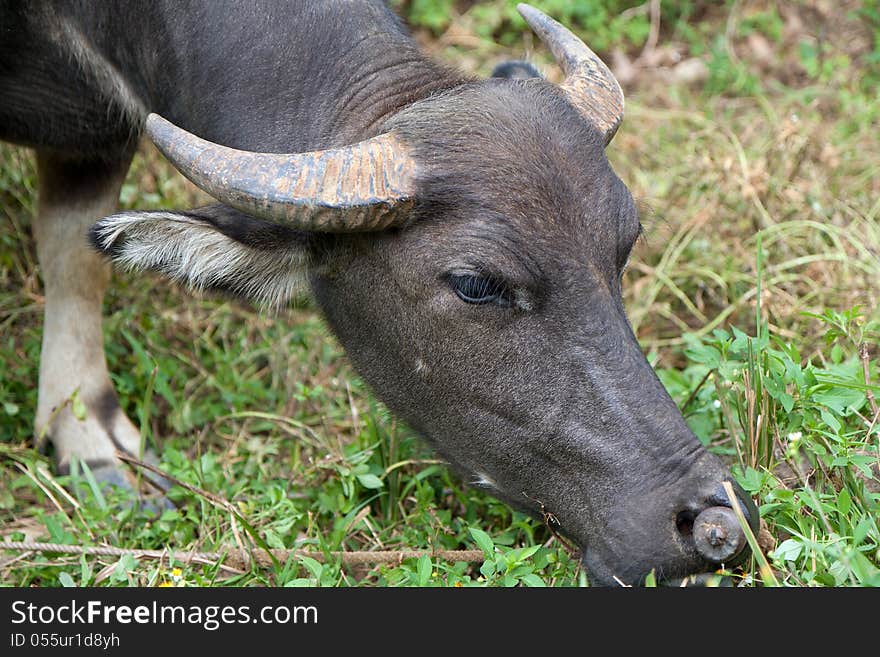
top-left (32, 152), bottom-right (143, 480)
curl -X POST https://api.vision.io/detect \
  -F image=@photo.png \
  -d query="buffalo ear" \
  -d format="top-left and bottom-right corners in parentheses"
top-left (491, 59), bottom-right (543, 80)
top-left (90, 205), bottom-right (310, 309)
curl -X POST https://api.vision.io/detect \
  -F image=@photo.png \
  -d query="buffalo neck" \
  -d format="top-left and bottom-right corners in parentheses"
top-left (46, 1), bottom-right (465, 154)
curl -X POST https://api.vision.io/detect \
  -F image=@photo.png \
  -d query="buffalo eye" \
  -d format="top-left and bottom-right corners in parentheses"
top-left (448, 274), bottom-right (512, 306)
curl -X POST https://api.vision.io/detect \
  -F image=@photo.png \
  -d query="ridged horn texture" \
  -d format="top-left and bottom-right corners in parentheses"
top-left (145, 114), bottom-right (417, 232)
top-left (517, 4), bottom-right (625, 145)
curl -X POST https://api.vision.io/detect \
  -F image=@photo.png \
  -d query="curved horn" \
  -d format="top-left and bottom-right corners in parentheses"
top-left (517, 4), bottom-right (624, 145)
top-left (145, 114), bottom-right (417, 232)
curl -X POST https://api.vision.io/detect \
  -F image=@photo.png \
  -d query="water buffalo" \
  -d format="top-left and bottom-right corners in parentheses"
top-left (0, 0), bottom-right (758, 585)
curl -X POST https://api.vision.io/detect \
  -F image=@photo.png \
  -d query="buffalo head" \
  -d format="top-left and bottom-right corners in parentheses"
top-left (91, 4), bottom-right (757, 585)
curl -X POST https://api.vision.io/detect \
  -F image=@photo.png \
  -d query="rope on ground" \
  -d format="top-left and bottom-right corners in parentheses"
top-left (0, 540), bottom-right (485, 571)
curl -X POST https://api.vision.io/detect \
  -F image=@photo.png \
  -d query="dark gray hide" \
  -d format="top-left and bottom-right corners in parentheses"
top-left (0, 0), bottom-right (757, 585)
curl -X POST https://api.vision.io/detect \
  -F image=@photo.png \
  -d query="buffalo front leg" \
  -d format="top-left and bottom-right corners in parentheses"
top-left (32, 152), bottom-right (148, 492)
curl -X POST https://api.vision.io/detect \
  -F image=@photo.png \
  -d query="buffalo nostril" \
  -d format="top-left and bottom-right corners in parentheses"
top-left (692, 506), bottom-right (747, 563)
top-left (675, 509), bottom-right (696, 537)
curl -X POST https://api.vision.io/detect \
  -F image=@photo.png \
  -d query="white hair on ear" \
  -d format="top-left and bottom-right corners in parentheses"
top-left (92, 212), bottom-right (308, 310)
top-left (471, 471), bottom-right (497, 490)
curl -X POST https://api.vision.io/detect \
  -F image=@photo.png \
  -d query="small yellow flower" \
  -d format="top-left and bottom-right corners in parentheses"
top-left (158, 581), bottom-right (174, 587)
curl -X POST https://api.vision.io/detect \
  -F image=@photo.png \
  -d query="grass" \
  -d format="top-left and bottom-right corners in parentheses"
top-left (1, 1), bottom-right (878, 587)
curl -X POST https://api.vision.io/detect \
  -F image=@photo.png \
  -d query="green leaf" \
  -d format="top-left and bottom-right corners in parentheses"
top-left (779, 393), bottom-right (795, 413)
top-left (814, 388), bottom-right (865, 414)
top-left (738, 467), bottom-right (764, 493)
top-left (3, 401), bottom-right (19, 416)
top-left (58, 572), bottom-right (76, 587)
top-left (71, 390), bottom-right (87, 421)
top-left (837, 488), bottom-right (852, 516)
top-left (298, 556), bottom-right (324, 582)
top-left (43, 514), bottom-right (73, 545)
top-left (356, 473), bottom-right (384, 490)
top-left (849, 550), bottom-right (880, 584)
top-left (417, 555), bottom-right (432, 586)
top-left (507, 545), bottom-right (542, 564)
top-left (684, 342), bottom-right (721, 368)
top-left (520, 573), bottom-right (545, 587)
top-left (111, 555), bottom-right (137, 583)
top-left (772, 539), bottom-right (802, 562)
top-left (263, 528), bottom-right (286, 550)
top-left (853, 516), bottom-right (873, 546)
top-left (80, 555), bottom-right (92, 587)
top-left (79, 461), bottom-right (108, 511)
top-left (531, 548), bottom-right (549, 570)
top-left (819, 408), bottom-right (842, 433)
top-left (283, 578), bottom-right (314, 587)
top-left (764, 375), bottom-right (783, 397)
top-left (849, 455), bottom-right (877, 478)
top-left (468, 527), bottom-right (495, 556)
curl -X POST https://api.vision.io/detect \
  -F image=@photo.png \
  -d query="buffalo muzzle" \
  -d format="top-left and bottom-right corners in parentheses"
top-left (692, 506), bottom-right (747, 563)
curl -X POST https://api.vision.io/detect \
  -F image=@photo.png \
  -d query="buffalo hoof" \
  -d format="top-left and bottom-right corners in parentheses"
top-left (65, 452), bottom-right (176, 515)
